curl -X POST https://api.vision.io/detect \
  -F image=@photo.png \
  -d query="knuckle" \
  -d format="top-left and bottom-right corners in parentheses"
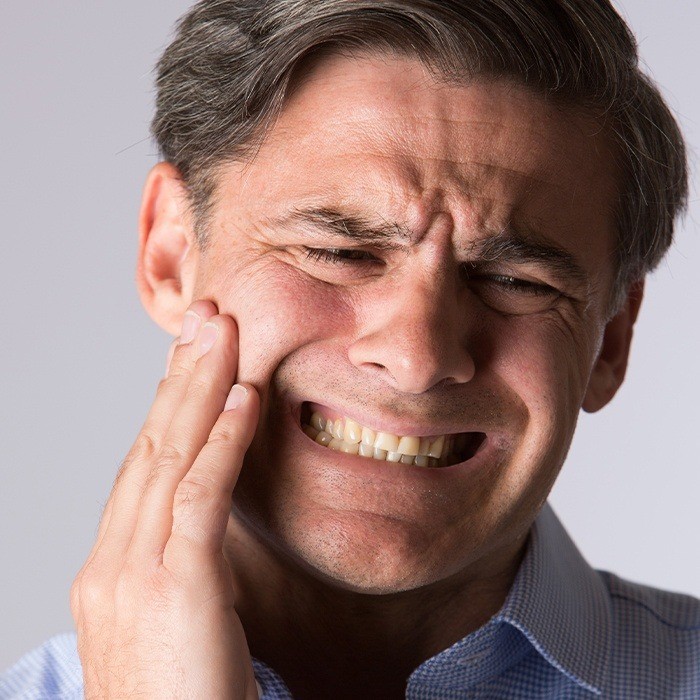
top-left (186, 374), bottom-right (213, 400)
top-left (164, 344), bottom-right (195, 377)
top-left (144, 444), bottom-right (187, 491)
top-left (170, 518), bottom-right (211, 550)
top-left (110, 458), bottom-right (132, 495)
top-left (158, 442), bottom-right (186, 467)
top-left (111, 433), bottom-right (157, 491)
top-left (131, 431), bottom-right (159, 464)
top-left (173, 476), bottom-right (216, 511)
top-left (111, 460), bottom-right (129, 491)
top-left (209, 423), bottom-right (246, 451)
top-left (75, 568), bottom-right (110, 613)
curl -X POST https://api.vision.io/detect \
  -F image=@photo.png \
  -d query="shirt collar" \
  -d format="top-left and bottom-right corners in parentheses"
top-left (495, 501), bottom-right (612, 694)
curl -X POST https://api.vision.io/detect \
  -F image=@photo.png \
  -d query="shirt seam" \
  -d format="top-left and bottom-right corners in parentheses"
top-left (608, 591), bottom-right (700, 631)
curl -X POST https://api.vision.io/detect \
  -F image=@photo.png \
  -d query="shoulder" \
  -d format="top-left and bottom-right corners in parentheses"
top-left (597, 570), bottom-right (700, 697)
top-left (0, 633), bottom-right (83, 700)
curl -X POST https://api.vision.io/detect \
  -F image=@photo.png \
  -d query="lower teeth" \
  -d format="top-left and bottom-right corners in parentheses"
top-left (302, 424), bottom-right (448, 467)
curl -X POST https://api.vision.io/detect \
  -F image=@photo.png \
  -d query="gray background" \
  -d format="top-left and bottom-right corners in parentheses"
top-left (1, 0), bottom-right (698, 671)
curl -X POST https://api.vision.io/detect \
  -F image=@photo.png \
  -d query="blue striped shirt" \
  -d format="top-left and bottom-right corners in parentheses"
top-left (2, 502), bottom-right (699, 698)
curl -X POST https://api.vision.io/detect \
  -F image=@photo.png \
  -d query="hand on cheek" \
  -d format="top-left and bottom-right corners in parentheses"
top-left (71, 299), bottom-right (262, 700)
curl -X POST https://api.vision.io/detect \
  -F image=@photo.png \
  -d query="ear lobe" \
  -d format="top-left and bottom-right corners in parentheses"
top-left (136, 162), bottom-right (198, 335)
top-left (582, 279), bottom-right (644, 413)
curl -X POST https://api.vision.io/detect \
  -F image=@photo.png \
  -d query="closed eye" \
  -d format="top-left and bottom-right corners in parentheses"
top-left (460, 263), bottom-right (563, 314)
top-left (475, 274), bottom-right (558, 297)
top-left (303, 247), bottom-right (379, 265)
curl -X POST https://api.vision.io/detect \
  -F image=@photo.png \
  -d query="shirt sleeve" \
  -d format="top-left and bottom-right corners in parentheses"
top-left (0, 634), bottom-right (288, 700)
top-left (0, 633), bottom-right (83, 699)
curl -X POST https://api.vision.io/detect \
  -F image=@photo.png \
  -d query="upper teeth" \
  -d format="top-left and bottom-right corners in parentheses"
top-left (303, 411), bottom-right (454, 467)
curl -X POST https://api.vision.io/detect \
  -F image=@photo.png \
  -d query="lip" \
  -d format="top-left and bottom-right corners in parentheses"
top-left (301, 400), bottom-right (483, 439)
top-left (285, 401), bottom-right (499, 484)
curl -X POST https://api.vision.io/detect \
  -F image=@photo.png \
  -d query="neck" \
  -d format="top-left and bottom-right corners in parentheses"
top-left (224, 517), bottom-right (528, 699)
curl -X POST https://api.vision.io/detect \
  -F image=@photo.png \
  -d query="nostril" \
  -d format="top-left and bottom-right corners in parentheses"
top-left (355, 362), bottom-right (396, 385)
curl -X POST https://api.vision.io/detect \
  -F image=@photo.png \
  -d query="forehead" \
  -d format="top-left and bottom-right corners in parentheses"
top-left (223, 53), bottom-right (618, 277)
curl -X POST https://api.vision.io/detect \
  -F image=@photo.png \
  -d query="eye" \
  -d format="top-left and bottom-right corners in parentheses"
top-left (463, 267), bottom-right (561, 314)
top-left (482, 274), bottom-right (557, 297)
top-left (303, 247), bottom-right (379, 265)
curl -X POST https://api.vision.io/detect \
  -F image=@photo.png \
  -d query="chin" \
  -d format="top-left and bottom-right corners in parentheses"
top-left (293, 547), bottom-right (444, 596)
top-left (267, 505), bottom-right (472, 594)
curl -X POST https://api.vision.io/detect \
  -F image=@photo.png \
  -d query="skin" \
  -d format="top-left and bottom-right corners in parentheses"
top-left (73, 53), bottom-right (643, 700)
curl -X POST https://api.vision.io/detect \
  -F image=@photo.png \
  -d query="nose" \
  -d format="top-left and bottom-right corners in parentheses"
top-left (348, 274), bottom-right (476, 394)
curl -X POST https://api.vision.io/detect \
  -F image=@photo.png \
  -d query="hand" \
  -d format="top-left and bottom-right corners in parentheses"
top-left (71, 300), bottom-right (261, 699)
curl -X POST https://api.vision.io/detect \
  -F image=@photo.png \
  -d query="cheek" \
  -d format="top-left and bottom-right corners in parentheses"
top-left (479, 314), bottom-right (594, 509)
top-left (207, 259), bottom-right (358, 386)
top-left (490, 313), bottom-right (593, 444)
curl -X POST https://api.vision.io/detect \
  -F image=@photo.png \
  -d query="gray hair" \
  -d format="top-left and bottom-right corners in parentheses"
top-left (152, 0), bottom-right (688, 317)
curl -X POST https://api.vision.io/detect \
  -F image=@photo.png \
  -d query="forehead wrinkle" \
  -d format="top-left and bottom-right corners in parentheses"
top-left (368, 114), bottom-right (559, 149)
top-left (322, 139), bottom-right (560, 197)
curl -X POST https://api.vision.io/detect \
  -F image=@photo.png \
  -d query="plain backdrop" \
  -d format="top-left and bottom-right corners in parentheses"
top-left (1, 0), bottom-right (698, 671)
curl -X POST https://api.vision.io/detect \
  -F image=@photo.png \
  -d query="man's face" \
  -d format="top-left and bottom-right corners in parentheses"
top-left (149, 54), bottom-right (626, 593)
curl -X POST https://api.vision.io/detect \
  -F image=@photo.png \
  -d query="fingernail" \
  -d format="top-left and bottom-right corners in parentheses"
top-left (197, 322), bottom-right (219, 358)
top-left (165, 338), bottom-right (179, 377)
top-left (224, 384), bottom-right (248, 411)
top-left (180, 311), bottom-right (201, 345)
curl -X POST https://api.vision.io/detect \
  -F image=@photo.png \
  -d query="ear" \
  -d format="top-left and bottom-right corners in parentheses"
top-left (136, 162), bottom-right (199, 335)
top-left (582, 278), bottom-right (644, 413)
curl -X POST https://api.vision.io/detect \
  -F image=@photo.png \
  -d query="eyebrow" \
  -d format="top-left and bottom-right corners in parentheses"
top-left (271, 206), bottom-right (589, 286)
top-left (466, 225), bottom-right (590, 287)
top-left (270, 206), bottom-right (412, 246)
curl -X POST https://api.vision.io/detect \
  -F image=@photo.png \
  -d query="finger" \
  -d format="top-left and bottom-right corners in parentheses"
top-left (163, 383), bottom-right (259, 576)
top-left (165, 336), bottom-right (179, 379)
top-left (127, 313), bottom-right (241, 562)
top-left (88, 300), bottom-right (219, 568)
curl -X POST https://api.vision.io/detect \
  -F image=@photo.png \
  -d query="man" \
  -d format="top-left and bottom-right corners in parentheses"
top-left (2, 0), bottom-right (698, 698)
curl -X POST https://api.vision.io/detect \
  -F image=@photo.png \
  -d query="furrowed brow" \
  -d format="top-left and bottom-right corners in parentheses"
top-left (466, 226), bottom-right (589, 287)
top-left (271, 207), bottom-right (412, 245)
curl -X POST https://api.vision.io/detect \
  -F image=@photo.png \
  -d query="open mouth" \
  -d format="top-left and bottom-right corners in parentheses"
top-left (300, 402), bottom-right (487, 468)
